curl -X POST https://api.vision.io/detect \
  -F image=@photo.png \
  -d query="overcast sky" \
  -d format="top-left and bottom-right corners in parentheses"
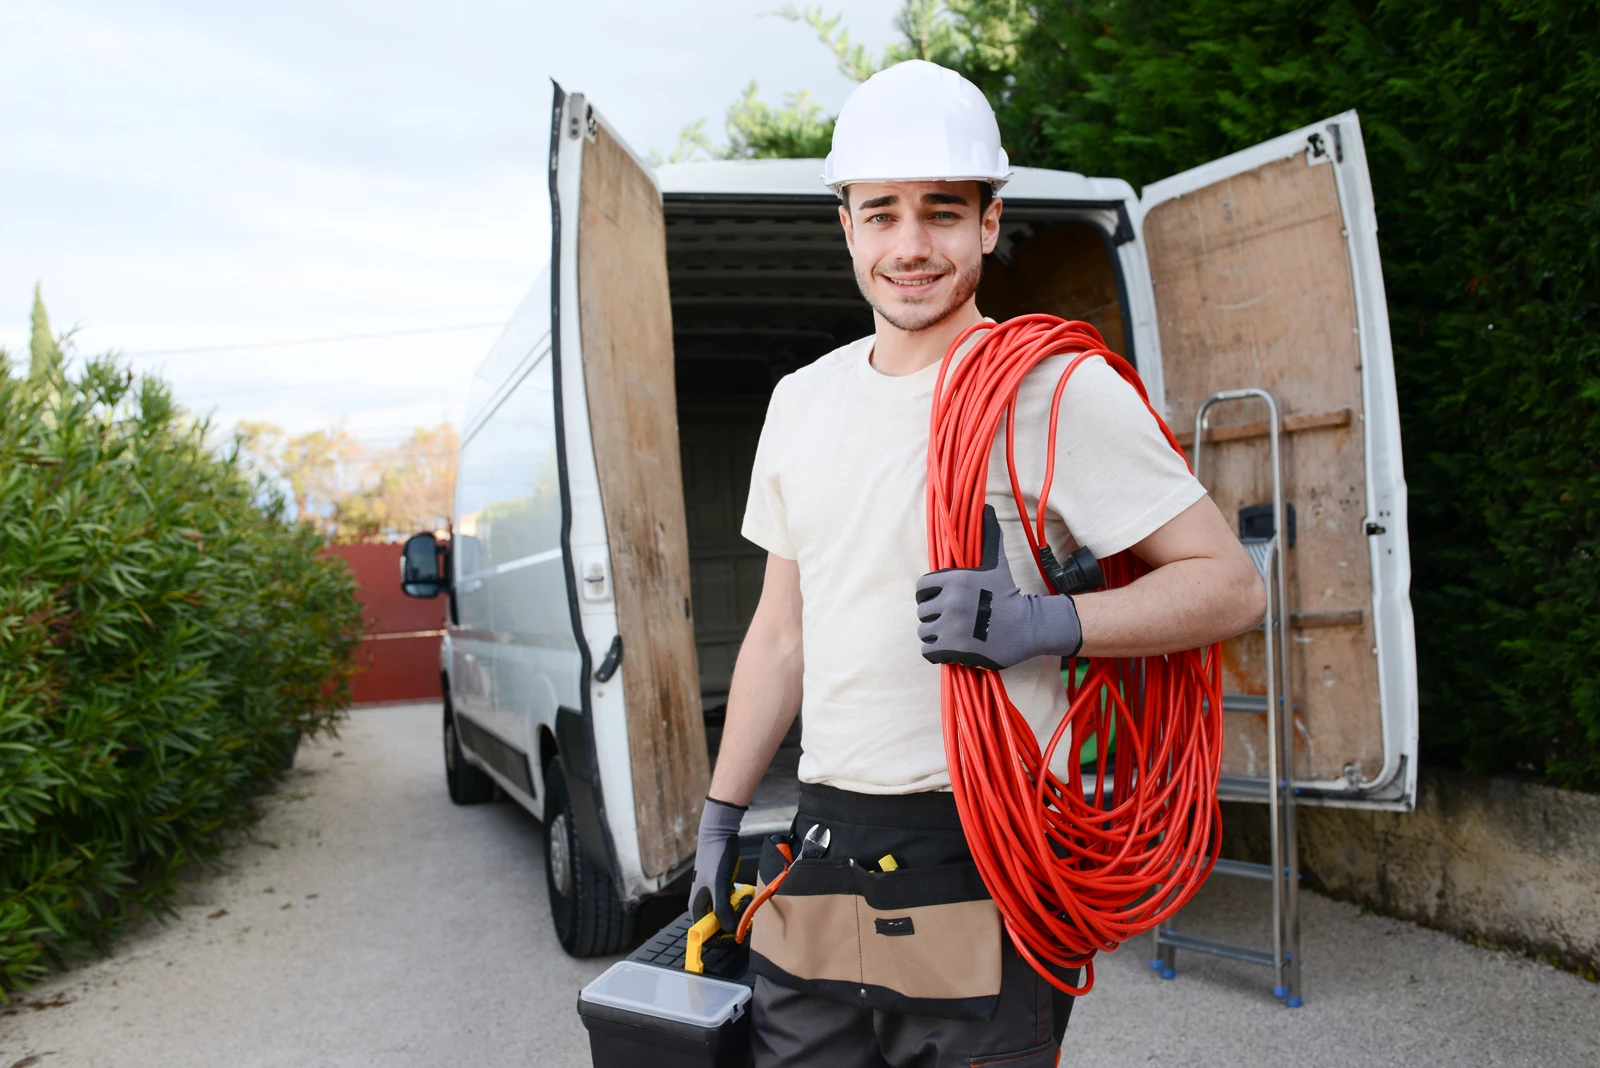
top-left (1, 0), bottom-right (902, 443)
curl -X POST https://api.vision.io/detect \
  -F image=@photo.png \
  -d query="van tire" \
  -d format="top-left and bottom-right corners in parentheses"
top-left (543, 757), bottom-right (636, 956)
top-left (443, 703), bottom-right (496, 805)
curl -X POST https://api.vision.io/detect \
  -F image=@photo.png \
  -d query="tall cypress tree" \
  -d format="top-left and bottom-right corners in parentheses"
top-left (28, 284), bottom-right (62, 380)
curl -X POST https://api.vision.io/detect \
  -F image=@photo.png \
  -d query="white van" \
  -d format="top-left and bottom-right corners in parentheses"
top-left (399, 85), bottom-right (1417, 956)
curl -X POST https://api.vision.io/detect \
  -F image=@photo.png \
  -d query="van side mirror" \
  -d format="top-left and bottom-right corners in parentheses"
top-left (400, 532), bottom-right (445, 598)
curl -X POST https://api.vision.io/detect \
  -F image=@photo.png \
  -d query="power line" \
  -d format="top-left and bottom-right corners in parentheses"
top-left (183, 378), bottom-right (373, 399)
top-left (126, 321), bottom-right (505, 358)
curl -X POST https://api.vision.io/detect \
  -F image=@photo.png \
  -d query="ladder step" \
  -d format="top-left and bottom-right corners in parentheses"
top-left (1242, 538), bottom-right (1274, 576)
top-left (1155, 930), bottom-right (1275, 968)
top-left (1217, 775), bottom-right (1272, 801)
top-left (1211, 858), bottom-right (1273, 881)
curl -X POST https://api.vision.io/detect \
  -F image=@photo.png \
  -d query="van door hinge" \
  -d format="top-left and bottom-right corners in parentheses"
top-left (1308, 127), bottom-right (1345, 166)
top-left (594, 635), bottom-right (623, 683)
top-left (567, 95), bottom-right (596, 142)
top-left (1365, 522), bottom-right (1386, 536)
top-left (1112, 203), bottom-right (1136, 246)
top-left (567, 96), bottom-right (597, 143)
top-left (567, 93), bottom-right (584, 139)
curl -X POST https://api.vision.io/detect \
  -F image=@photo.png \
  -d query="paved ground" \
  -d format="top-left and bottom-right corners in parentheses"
top-left (2, 703), bottom-right (1596, 1068)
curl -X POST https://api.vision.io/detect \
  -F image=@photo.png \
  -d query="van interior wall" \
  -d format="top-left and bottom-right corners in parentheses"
top-left (665, 200), bottom-right (868, 763)
top-left (663, 201), bottom-right (1123, 765)
top-left (980, 216), bottom-right (1126, 355)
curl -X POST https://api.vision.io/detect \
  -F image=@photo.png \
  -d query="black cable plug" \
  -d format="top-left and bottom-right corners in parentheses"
top-left (1037, 543), bottom-right (1105, 595)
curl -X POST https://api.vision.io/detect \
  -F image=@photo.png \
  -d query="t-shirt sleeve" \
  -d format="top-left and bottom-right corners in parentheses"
top-left (741, 378), bottom-right (797, 559)
top-left (1048, 358), bottom-right (1206, 558)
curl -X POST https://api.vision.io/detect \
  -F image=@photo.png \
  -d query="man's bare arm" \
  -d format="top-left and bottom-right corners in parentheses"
top-left (706, 553), bottom-right (804, 807)
top-left (1073, 496), bottom-right (1266, 658)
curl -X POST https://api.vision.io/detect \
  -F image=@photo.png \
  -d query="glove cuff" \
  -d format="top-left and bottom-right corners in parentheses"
top-left (1030, 592), bottom-right (1084, 660)
top-left (700, 796), bottom-right (747, 836)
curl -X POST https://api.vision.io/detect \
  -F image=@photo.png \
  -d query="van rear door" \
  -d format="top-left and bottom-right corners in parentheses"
top-left (549, 87), bottom-right (708, 893)
top-left (1135, 111), bottom-right (1418, 809)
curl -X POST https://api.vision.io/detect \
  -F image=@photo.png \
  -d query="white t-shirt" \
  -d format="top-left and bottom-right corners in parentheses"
top-left (741, 331), bottom-right (1205, 794)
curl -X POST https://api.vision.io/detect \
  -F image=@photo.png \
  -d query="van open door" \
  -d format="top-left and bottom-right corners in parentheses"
top-left (549, 85), bottom-right (708, 892)
top-left (1136, 112), bottom-right (1418, 809)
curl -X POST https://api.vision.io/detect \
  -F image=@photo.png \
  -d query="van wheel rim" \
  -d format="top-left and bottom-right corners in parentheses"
top-left (549, 813), bottom-right (573, 897)
top-left (444, 722), bottom-right (457, 771)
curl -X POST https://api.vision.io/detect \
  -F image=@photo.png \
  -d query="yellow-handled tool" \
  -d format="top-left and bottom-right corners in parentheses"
top-left (685, 883), bottom-right (754, 974)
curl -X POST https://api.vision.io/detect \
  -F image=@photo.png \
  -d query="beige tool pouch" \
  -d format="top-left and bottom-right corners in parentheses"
top-left (749, 836), bottom-right (1004, 1020)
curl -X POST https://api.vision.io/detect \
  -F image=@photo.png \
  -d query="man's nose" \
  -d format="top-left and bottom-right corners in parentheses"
top-left (890, 217), bottom-right (935, 263)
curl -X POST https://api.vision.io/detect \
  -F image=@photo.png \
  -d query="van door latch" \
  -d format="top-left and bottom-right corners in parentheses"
top-left (580, 554), bottom-right (610, 602)
top-left (594, 635), bottom-right (623, 683)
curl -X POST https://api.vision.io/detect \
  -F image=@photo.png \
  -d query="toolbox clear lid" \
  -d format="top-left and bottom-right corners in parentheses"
top-left (579, 961), bottom-right (751, 1029)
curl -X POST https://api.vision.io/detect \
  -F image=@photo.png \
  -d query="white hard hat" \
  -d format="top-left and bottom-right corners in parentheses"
top-left (823, 60), bottom-right (1010, 195)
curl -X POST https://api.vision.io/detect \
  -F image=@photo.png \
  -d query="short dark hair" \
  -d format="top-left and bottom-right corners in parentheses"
top-left (842, 182), bottom-right (996, 216)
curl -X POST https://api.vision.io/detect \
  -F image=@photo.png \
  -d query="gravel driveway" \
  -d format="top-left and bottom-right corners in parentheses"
top-left (3, 703), bottom-right (1596, 1067)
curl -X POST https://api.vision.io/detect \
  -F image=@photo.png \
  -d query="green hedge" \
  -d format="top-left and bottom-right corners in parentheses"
top-left (928, 0), bottom-right (1599, 788)
top-left (0, 332), bottom-right (363, 994)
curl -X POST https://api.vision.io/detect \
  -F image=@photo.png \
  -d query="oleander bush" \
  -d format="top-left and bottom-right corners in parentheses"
top-left (0, 319), bottom-right (363, 995)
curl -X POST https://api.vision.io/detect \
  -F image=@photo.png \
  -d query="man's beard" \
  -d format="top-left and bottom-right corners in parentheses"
top-left (856, 256), bottom-right (983, 333)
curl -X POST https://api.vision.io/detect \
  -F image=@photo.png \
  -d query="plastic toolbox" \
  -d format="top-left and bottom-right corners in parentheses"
top-left (577, 911), bottom-right (754, 1068)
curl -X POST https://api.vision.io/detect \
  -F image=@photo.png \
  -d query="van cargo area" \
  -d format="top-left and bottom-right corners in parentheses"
top-left (663, 195), bottom-right (1128, 833)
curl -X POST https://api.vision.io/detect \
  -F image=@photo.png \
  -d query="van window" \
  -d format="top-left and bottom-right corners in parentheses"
top-left (456, 346), bottom-right (560, 575)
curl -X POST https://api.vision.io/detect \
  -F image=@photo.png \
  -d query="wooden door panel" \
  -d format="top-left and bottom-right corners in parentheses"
top-left (1144, 152), bottom-right (1382, 784)
top-left (577, 123), bottom-right (707, 876)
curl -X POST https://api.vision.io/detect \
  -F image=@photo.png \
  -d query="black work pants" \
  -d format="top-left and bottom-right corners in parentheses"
top-left (749, 784), bottom-right (1075, 1068)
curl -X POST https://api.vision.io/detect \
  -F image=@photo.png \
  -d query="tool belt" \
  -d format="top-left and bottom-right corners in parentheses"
top-left (749, 783), bottom-right (1004, 1021)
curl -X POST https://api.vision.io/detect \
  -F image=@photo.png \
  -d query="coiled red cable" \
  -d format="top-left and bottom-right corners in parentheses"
top-left (927, 314), bottom-right (1224, 996)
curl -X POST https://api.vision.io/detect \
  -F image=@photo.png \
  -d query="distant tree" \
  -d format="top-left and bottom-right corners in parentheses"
top-left (724, 82), bottom-right (836, 159)
top-left (655, 1), bottom-right (972, 163)
top-left (28, 284), bottom-right (63, 380)
top-left (236, 421), bottom-right (361, 533)
top-left (236, 420), bottom-right (457, 541)
top-left (655, 83), bottom-right (835, 163)
top-left (339, 424), bottom-right (459, 539)
top-left (779, 0), bottom-right (969, 78)
top-left (653, 2), bottom-right (932, 163)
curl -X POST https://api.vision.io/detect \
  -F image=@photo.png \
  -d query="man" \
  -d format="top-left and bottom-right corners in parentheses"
top-left (689, 60), bottom-right (1266, 1067)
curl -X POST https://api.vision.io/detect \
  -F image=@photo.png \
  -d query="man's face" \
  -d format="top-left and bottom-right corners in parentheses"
top-left (839, 180), bottom-right (1001, 333)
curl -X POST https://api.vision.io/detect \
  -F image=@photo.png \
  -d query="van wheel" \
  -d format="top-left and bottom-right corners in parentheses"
top-left (443, 704), bottom-right (496, 805)
top-left (543, 757), bottom-right (636, 956)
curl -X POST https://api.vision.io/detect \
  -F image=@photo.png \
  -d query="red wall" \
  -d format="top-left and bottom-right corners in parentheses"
top-left (329, 542), bottom-right (445, 705)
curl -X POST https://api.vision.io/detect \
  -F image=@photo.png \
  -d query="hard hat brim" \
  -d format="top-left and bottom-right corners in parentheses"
top-left (823, 173), bottom-right (1012, 196)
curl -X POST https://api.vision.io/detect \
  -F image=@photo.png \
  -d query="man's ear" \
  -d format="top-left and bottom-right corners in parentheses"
top-left (838, 203), bottom-right (855, 254)
top-left (980, 197), bottom-right (1003, 256)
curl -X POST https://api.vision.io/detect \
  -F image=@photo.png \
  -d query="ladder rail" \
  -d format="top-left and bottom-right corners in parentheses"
top-left (1150, 388), bottom-right (1302, 1007)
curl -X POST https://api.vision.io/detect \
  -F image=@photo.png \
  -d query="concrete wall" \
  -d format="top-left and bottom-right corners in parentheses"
top-left (1220, 769), bottom-right (1600, 976)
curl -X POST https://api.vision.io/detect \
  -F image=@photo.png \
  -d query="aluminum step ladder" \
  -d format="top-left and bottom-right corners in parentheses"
top-left (1150, 387), bottom-right (1303, 1007)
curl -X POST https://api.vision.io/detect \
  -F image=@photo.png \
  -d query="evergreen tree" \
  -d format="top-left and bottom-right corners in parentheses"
top-left (28, 284), bottom-right (61, 380)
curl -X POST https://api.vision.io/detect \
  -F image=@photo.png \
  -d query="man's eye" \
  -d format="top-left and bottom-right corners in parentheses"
top-left (869, 213), bottom-right (891, 223)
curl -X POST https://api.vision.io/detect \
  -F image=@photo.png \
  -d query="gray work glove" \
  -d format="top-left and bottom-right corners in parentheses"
top-left (916, 505), bottom-right (1084, 671)
top-left (689, 796), bottom-right (747, 932)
